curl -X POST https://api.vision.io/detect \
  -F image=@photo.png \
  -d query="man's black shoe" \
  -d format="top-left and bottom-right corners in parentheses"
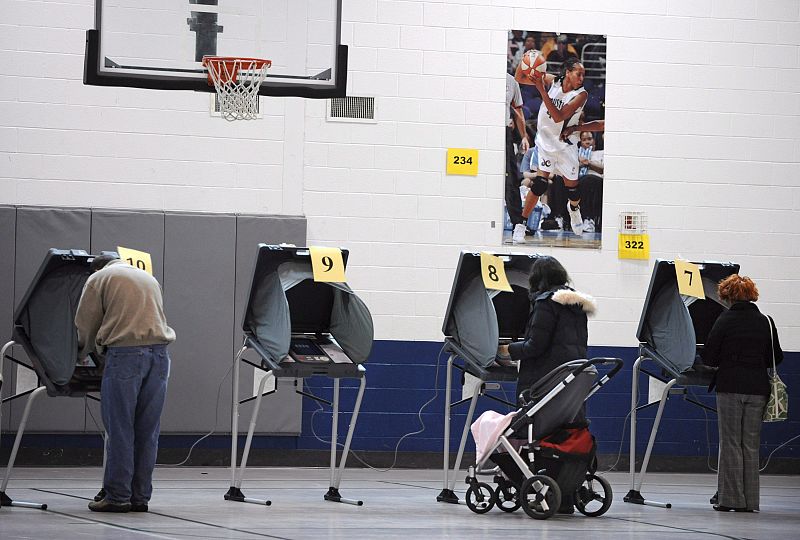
top-left (130, 502), bottom-right (149, 512)
top-left (88, 499), bottom-right (131, 513)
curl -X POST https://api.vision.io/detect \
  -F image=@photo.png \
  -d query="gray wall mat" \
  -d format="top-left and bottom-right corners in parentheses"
top-left (91, 209), bottom-right (166, 284)
top-left (233, 215), bottom-right (307, 434)
top-left (2, 208), bottom-right (308, 436)
top-left (11, 207), bottom-right (92, 432)
top-left (161, 212), bottom-right (237, 433)
top-left (0, 206), bottom-right (16, 432)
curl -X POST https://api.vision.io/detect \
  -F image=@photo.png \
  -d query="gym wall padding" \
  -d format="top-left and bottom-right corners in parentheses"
top-left (12, 206), bottom-right (92, 432)
top-left (161, 212), bottom-right (237, 434)
top-left (0, 206), bottom-right (16, 433)
top-left (0, 206), bottom-right (306, 436)
top-left (233, 215), bottom-right (307, 434)
top-left (91, 209), bottom-right (166, 284)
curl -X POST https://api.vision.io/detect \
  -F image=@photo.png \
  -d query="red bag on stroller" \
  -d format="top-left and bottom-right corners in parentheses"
top-left (534, 423), bottom-right (597, 497)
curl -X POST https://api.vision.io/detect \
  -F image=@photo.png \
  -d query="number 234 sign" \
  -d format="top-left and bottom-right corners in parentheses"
top-left (446, 148), bottom-right (478, 176)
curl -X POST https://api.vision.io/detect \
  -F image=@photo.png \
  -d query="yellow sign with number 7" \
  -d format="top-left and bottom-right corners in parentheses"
top-left (674, 259), bottom-right (705, 299)
top-left (480, 252), bottom-right (512, 292)
top-left (309, 246), bottom-right (347, 283)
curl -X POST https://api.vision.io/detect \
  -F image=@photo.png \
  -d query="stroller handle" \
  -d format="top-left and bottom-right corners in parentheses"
top-left (521, 357), bottom-right (623, 404)
top-left (570, 357), bottom-right (624, 378)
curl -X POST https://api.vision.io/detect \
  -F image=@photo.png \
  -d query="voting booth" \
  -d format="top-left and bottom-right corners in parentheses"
top-left (227, 244), bottom-right (373, 506)
top-left (625, 259), bottom-right (739, 508)
top-left (1, 249), bottom-right (101, 509)
top-left (437, 250), bottom-right (540, 504)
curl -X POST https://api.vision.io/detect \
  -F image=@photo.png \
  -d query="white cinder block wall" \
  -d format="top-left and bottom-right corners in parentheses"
top-left (1, 0), bottom-right (798, 349)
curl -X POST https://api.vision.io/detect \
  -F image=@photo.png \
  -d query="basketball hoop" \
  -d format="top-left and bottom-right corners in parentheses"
top-left (202, 56), bottom-right (272, 121)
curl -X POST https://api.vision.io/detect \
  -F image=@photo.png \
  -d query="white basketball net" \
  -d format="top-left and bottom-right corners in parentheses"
top-left (204, 58), bottom-right (271, 121)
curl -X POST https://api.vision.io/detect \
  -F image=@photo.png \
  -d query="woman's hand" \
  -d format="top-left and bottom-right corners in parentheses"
top-left (498, 344), bottom-right (510, 357)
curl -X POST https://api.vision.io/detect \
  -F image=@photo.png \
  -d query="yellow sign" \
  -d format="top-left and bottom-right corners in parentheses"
top-left (309, 246), bottom-right (346, 283)
top-left (618, 234), bottom-right (649, 260)
top-left (116, 246), bottom-right (153, 276)
top-left (446, 148), bottom-right (479, 176)
top-left (674, 259), bottom-right (705, 299)
top-left (480, 252), bottom-right (512, 292)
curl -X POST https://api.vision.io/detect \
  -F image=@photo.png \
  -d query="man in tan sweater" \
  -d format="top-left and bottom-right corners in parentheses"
top-left (75, 253), bottom-right (175, 513)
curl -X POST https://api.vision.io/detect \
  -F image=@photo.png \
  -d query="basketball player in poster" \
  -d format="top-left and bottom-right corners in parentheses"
top-left (517, 56), bottom-right (587, 235)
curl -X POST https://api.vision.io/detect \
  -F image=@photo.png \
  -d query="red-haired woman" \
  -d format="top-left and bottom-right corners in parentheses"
top-left (702, 275), bottom-right (783, 512)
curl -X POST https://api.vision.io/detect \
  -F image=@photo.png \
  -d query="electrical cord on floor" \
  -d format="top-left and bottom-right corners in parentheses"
top-left (760, 433), bottom-right (800, 472)
top-left (601, 407), bottom-right (633, 473)
top-left (683, 387), bottom-right (799, 474)
top-left (84, 346), bottom-right (242, 468)
top-left (157, 360), bottom-right (234, 467)
top-left (308, 342), bottom-right (448, 472)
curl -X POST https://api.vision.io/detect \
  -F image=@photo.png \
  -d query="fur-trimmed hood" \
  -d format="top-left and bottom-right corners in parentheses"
top-left (551, 288), bottom-right (597, 316)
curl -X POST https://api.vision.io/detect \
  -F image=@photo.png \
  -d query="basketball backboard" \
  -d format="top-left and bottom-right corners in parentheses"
top-left (84, 0), bottom-right (347, 98)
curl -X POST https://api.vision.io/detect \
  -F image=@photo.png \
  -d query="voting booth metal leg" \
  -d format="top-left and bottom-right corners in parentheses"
top-left (437, 354), bottom-right (459, 503)
top-left (438, 355), bottom-right (481, 504)
top-left (1, 386), bottom-right (47, 510)
top-left (324, 374), bottom-right (366, 506)
top-left (624, 355), bottom-right (674, 509)
top-left (225, 346), bottom-right (272, 506)
top-left (0, 341), bottom-right (11, 466)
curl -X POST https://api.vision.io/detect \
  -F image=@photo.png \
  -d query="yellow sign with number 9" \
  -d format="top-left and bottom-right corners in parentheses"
top-left (309, 246), bottom-right (346, 283)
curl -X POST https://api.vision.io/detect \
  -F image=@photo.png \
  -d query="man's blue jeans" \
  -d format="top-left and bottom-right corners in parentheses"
top-left (101, 345), bottom-right (170, 504)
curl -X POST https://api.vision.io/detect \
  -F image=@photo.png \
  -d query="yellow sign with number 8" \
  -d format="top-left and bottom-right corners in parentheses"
top-left (480, 252), bottom-right (513, 292)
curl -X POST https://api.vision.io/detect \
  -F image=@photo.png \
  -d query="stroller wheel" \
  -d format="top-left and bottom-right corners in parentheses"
top-left (574, 473), bottom-right (613, 517)
top-left (495, 483), bottom-right (521, 512)
top-left (520, 475), bottom-right (561, 520)
top-left (465, 482), bottom-right (496, 514)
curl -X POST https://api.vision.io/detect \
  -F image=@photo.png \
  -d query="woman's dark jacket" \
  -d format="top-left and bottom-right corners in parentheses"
top-left (508, 286), bottom-right (596, 397)
top-left (701, 301), bottom-right (782, 396)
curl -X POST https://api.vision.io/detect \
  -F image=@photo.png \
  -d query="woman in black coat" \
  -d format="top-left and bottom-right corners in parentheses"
top-left (499, 256), bottom-right (596, 397)
top-left (497, 256), bottom-right (596, 513)
top-left (702, 274), bottom-right (783, 513)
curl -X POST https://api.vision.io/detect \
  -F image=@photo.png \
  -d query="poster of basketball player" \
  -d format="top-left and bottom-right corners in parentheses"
top-left (504, 31), bottom-right (606, 249)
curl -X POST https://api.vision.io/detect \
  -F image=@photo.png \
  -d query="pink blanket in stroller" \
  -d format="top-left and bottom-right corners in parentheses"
top-left (471, 410), bottom-right (516, 462)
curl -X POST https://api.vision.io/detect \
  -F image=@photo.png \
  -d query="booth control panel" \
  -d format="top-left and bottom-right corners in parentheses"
top-left (289, 338), bottom-right (331, 363)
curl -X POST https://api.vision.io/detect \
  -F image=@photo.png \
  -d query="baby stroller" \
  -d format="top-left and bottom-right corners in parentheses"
top-left (465, 358), bottom-right (623, 519)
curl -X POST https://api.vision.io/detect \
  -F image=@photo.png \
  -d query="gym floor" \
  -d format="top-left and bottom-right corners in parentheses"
top-left (1, 468), bottom-right (798, 539)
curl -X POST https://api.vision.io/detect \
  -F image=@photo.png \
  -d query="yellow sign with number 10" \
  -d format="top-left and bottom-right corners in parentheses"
top-left (480, 252), bottom-right (512, 292)
top-left (116, 246), bottom-right (153, 276)
top-left (309, 246), bottom-right (347, 283)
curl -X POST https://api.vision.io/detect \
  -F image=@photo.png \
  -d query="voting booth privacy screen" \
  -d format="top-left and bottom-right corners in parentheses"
top-left (242, 245), bottom-right (374, 365)
top-left (12, 249), bottom-right (100, 395)
top-left (442, 252), bottom-right (540, 369)
top-left (636, 259), bottom-right (739, 377)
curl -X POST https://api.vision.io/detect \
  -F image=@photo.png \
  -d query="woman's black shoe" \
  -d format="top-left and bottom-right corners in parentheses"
top-left (713, 505), bottom-right (747, 512)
